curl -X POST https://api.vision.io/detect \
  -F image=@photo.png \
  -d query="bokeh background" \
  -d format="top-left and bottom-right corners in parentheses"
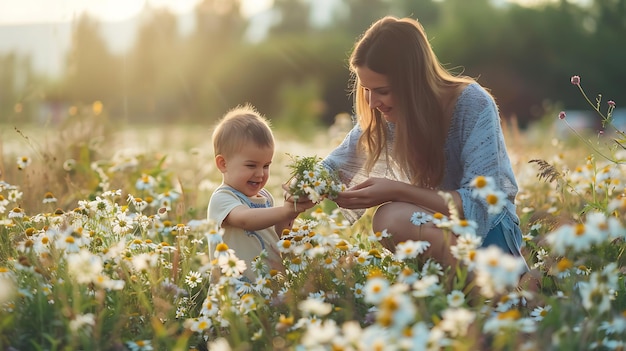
top-left (0, 0), bottom-right (624, 133)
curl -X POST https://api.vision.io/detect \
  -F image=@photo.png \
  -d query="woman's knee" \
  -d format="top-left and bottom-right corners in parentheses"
top-left (372, 202), bottom-right (416, 233)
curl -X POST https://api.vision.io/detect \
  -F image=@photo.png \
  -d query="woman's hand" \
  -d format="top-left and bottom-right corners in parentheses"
top-left (335, 177), bottom-right (399, 209)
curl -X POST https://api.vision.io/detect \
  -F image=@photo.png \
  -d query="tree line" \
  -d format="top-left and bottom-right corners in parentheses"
top-left (0, 0), bottom-right (624, 131)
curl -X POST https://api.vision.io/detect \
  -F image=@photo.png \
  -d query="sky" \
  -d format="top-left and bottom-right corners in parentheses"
top-left (0, 0), bottom-right (593, 26)
top-left (0, 0), bottom-right (273, 25)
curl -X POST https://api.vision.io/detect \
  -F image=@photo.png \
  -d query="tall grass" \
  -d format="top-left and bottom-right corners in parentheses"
top-left (1, 97), bottom-right (625, 350)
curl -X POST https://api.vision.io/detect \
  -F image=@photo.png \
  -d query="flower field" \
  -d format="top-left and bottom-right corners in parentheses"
top-left (1, 80), bottom-right (625, 350)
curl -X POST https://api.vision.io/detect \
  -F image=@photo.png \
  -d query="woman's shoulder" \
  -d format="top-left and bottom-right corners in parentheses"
top-left (454, 83), bottom-right (496, 117)
top-left (457, 82), bottom-right (493, 104)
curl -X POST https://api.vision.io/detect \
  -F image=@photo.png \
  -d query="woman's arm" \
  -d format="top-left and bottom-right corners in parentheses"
top-left (335, 177), bottom-right (463, 216)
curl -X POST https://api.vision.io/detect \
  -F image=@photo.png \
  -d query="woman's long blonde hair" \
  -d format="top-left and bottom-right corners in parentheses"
top-left (350, 16), bottom-right (475, 188)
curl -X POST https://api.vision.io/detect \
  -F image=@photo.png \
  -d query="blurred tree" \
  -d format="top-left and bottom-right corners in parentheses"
top-left (185, 0), bottom-right (247, 122)
top-left (431, 0), bottom-right (594, 124)
top-left (269, 0), bottom-right (313, 35)
top-left (24, 0), bottom-right (622, 130)
top-left (575, 0), bottom-right (626, 113)
top-left (0, 53), bottom-right (35, 123)
top-left (501, 3), bottom-right (590, 121)
top-left (63, 15), bottom-right (121, 109)
top-left (591, 0), bottom-right (626, 31)
top-left (388, 0), bottom-right (441, 27)
top-left (124, 8), bottom-right (184, 123)
top-left (336, 0), bottom-right (390, 38)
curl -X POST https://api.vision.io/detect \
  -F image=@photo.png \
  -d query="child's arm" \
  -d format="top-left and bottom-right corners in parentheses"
top-left (224, 199), bottom-right (313, 233)
top-left (274, 198), bottom-right (314, 236)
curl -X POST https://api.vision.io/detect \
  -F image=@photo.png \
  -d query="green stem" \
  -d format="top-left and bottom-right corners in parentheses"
top-left (563, 119), bottom-right (613, 163)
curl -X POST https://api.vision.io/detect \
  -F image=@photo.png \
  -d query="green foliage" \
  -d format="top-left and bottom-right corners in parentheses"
top-left (4, 0), bottom-right (625, 131)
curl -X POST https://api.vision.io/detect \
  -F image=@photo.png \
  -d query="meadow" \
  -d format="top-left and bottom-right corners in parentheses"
top-left (1, 80), bottom-right (625, 350)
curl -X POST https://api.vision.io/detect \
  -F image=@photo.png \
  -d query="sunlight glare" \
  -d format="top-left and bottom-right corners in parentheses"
top-left (0, 0), bottom-right (205, 25)
top-left (240, 0), bottom-right (273, 17)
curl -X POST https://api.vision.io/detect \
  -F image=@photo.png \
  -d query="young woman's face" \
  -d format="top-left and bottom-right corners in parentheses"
top-left (355, 66), bottom-right (396, 122)
top-left (216, 142), bottom-right (273, 197)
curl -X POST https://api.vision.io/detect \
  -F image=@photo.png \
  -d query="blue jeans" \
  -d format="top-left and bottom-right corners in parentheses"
top-left (480, 218), bottom-right (529, 270)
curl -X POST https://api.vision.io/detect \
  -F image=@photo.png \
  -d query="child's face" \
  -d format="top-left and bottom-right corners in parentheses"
top-left (216, 142), bottom-right (273, 197)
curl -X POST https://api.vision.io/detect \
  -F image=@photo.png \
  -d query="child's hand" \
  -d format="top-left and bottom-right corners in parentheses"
top-left (282, 184), bottom-right (314, 214)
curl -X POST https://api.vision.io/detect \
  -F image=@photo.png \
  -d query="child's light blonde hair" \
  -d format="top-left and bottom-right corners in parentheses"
top-left (212, 104), bottom-right (274, 157)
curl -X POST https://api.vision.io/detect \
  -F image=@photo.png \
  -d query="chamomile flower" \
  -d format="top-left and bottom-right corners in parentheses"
top-left (410, 211), bottom-right (433, 225)
top-left (8, 207), bottom-right (24, 219)
top-left (185, 316), bottom-right (212, 332)
top-left (412, 275), bottom-right (441, 298)
top-left (288, 256), bottom-right (306, 272)
top-left (363, 277), bottom-right (390, 305)
top-left (397, 266), bottom-right (419, 285)
top-left (450, 232), bottom-right (481, 265)
top-left (69, 313), bottom-right (95, 333)
top-left (471, 175), bottom-right (496, 197)
top-left (157, 190), bottom-right (180, 210)
top-left (439, 308), bottom-right (476, 337)
top-left (127, 194), bottom-right (148, 212)
top-left (305, 319), bottom-right (343, 347)
top-left (447, 290), bottom-right (466, 308)
top-left (473, 246), bottom-right (527, 297)
top-left (112, 211), bottom-right (135, 235)
top-left (206, 227), bottom-right (224, 245)
top-left (42, 192), bottom-right (57, 204)
top-left (450, 219), bottom-right (478, 236)
top-left (530, 305), bottom-right (551, 321)
top-left (298, 298), bottom-right (333, 317)
top-left (239, 293), bottom-right (257, 313)
top-left (432, 212), bottom-right (450, 228)
top-left (377, 287), bottom-right (415, 330)
top-left (352, 283), bottom-right (365, 298)
top-left (277, 238), bottom-right (293, 254)
top-left (185, 271), bottom-right (202, 288)
top-left (63, 158), bottom-right (76, 171)
top-left (321, 255), bottom-right (338, 269)
top-left (484, 189), bottom-right (507, 214)
top-left (237, 280), bottom-right (255, 295)
top-left (365, 229), bottom-right (383, 242)
top-left (219, 253), bottom-right (246, 277)
top-left (213, 243), bottom-right (232, 261)
top-left (199, 296), bottom-right (219, 317)
top-left (251, 252), bottom-right (269, 274)
top-left (394, 240), bottom-right (430, 260)
top-left (130, 252), bottom-right (159, 272)
top-left (599, 315), bottom-right (626, 335)
top-left (126, 339), bottom-right (153, 351)
top-left (16, 156), bottom-right (31, 170)
top-left (135, 174), bottom-right (156, 191)
top-left (67, 249), bottom-right (103, 284)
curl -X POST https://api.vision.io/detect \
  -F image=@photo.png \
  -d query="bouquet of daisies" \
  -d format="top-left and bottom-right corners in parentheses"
top-left (285, 155), bottom-right (346, 204)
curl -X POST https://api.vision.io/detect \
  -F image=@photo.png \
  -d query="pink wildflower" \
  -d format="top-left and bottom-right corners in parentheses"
top-left (570, 75), bottom-right (580, 85)
top-left (558, 111), bottom-right (566, 120)
top-left (608, 100), bottom-right (616, 107)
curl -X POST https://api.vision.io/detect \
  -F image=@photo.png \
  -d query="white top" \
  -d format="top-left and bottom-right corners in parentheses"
top-left (208, 185), bottom-right (283, 280)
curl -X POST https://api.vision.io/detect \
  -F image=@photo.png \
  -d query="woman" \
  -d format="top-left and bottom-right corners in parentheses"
top-left (323, 16), bottom-right (528, 272)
